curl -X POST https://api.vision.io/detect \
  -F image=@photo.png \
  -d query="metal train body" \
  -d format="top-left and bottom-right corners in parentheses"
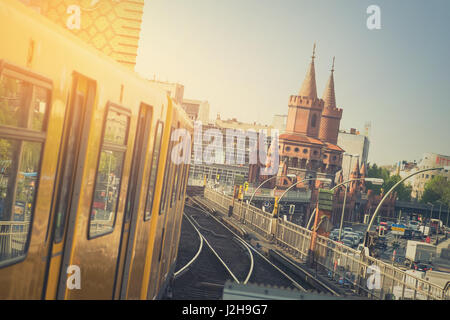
top-left (0, 0), bottom-right (192, 299)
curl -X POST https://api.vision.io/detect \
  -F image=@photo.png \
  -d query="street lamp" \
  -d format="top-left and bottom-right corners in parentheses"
top-left (305, 177), bottom-right (384, 230)
top-left (435, 200), bottom-right (444, 243)
top-left (446, 206), bottom-right (449, 230)
top-left (330, 177), bottom-right (384, 192)
top-left (427, 202), bottom-right (434, 236)
top-left (267, 176), bottom-right (332, 219)
top-left (244, 174), bottom-right (296, 222)
top-left (276, 177), bottom-right (332, 207)
top-left (437, 200), bottom-right (443, 229)
top-left (337, 153), bottom-right (359, 241)
top-left (363, 166), bottom-right (450, 248)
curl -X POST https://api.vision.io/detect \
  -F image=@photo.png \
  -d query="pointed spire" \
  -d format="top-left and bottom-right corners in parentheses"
top-left (360, 162), bottom-right (366, 178)
top-left (322, 57), bottom-right (336, 109)
top-left (298, 43), bottom-right (318, 99)
top-left (351, 158), bottom-right (360, 178)
top-left (338, 170), bottom-right (344, 183)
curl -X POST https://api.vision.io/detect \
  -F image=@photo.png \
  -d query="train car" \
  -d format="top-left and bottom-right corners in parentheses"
top-left (0, 0), bottom-right (192, 299)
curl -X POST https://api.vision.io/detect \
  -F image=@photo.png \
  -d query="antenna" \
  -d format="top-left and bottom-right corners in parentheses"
top-left (364, 121), bottom-right (371, 138)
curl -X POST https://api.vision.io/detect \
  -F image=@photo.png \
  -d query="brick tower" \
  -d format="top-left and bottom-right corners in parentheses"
top-left (285, 44), bottom-right (324, 138)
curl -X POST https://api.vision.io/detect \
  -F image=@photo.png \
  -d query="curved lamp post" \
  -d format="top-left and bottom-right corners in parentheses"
top-left (363, 166), bottom-right (450, 248)
top-left (275, 177), bottom-right (332, 220)
top-left (305, 177), bottom-right (383, 230)
top-left (243, 174), bottom-right (296, 222)
top-left (427, 202), bottom-right (434, 236)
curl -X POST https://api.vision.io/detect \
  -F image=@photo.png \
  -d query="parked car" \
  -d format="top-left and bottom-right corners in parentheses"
top-left (343, 227), bottom-right (353, 232)
top-left (354, 231), bottom-right (365, 243)
top-left (376, 222), bottom-right (388, 233)
top-left (408, 220), bottom-right (420, 231)
top-left (348, 234), bottom-right (360, 247)
top-left (329, 231), bottom-right (339, 241)
top-left (342, 237), bottom-right (354, 248)
top-left (413, 263), bottom-right (433, 272)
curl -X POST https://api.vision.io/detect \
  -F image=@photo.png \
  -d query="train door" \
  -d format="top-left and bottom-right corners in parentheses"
top-left (57, 99), bottom-right (131, 299)
top-left (114, 104), bottom-right (152, 299)
top-left (43, 73), bottom-right (96, 299)
top-left (0, 61), bottom-right (54, 299)
top-left (146, 127), bottom-right (175, 299)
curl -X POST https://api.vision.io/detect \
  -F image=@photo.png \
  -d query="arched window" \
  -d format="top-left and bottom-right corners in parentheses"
top-left (311, 114), bottom-right (317, 127)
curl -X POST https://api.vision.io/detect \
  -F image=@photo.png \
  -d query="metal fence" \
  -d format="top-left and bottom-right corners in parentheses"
top-left (203, 187), bottom-right (450, 300)
top-left (0, 221), bottom-right (29, 260)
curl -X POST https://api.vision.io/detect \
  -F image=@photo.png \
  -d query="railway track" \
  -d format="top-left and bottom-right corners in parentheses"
top-left (172, 205), bottom-right (313, 299)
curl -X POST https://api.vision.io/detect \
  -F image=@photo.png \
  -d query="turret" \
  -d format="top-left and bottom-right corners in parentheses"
top-left (318, 57), bottom-right (343, 145)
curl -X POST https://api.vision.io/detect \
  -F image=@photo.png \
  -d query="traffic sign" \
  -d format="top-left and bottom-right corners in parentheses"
top-left (318, 189), bottom-right (334, 211)
top-left (391, 223), bottom-right (406, 235)
top-left (234, 174), bottom-right (245, 186)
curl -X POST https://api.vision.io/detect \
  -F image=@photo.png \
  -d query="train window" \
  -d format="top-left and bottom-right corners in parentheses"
top-left (89, 104), bottom-right (130, 238)
top-left (0, 69), bottom-right (50, 266)
top-left (170, 123), bottom-right (181, 208)
top-left (170, 164), bottom-right (180, 208)
top-left (159, 128), bottom-right (175, 215)
top-left (180, 164), bottom-right (189, 200)
top-left (144, 121), bottom-right (163, 221)
top-left (103, 110), bottom-right (129, 145)
top-left (0, 77), bottom-right (49, 131)
top-left (177, 164), bottom-right (185, 201)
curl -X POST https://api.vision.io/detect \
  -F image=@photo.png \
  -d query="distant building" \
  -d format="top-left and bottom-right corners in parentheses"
top-left (272, 114), bottom-right (288, 132)
top-left (147, 80), bottom-right (185, 105)
top-left (181, 99), bottom-right (210, 123)
top-left (253, 47), bottom-right (344, 190)
top-left (337, 128), bottom-right (370, 181)
top-left (411, 153), bottom-right (450, 199)
top-left (215, 115), bottom-right (273, 134)
top-left (19, 0), bottom-right (145, 70)
top-left (187, 117), bottom-right (273, 190)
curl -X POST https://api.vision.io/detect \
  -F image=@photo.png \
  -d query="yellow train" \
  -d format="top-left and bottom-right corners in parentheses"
top-left (0, 0), bottom-right (192, 299)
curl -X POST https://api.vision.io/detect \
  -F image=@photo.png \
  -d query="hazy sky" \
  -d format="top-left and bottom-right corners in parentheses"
top-left (135, 0), bottom-right (450, 166)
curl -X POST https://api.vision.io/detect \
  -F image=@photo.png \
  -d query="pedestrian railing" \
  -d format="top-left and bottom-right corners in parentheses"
top-left (0, 221), bottom-right (29, 260)
top-left (203, 187), bottom-right (450, 300)
top-left (204, 188), bottom-right (273, 238)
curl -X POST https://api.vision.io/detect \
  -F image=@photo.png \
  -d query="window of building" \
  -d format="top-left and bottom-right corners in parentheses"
top-left (89, 104), bottom-right (130, 238)
top-left (311, 114), bottom-right (317, 128)
top-left (294, 147), bottom-right (299, 152)
top-left (285, 146), bottom-right (291, 152)
top-left (0, 70), bottom-right (51, 265)
top-left (303, 149), bottom-right (308, 154)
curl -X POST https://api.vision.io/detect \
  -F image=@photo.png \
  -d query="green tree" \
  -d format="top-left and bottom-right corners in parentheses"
top-left (365, 163), bottom-right (412, 201)
top-left (421, 176), bottom-right (450, 206)
top-left (383, 174), bottom-right (412, 201)
top-left (366, 163), bottom-right (390, 194)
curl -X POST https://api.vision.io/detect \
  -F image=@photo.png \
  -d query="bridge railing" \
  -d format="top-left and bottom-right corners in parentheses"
top-left (317, 234), bottom-right (448, 300)
top-left (0, 221), bottom-right (29, 260)
top-left (275, 218), bottom-right (311, 261)
top-left (203, 187), bottom-right (449, 300)
top-left (204, 188), bottom-right (273, 238)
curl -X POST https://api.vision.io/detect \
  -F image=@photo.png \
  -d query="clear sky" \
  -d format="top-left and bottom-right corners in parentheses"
top-left (135, 0), bottom-right (450, 166)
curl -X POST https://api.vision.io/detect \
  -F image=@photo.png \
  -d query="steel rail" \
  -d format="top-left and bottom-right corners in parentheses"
top-left (173, 215), bottom-right (204, 279)
top-left (184, 214), bottom-right (240, 283)
top-left (191, 203), bottom-right (308, 292)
